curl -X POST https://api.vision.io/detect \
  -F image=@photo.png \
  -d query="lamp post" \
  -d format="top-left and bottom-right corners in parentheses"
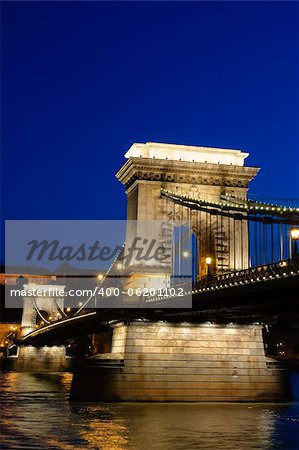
top-left (291, 228), bottom-right (299, 258)
top-left (205, 256), bottom-right (212, 280)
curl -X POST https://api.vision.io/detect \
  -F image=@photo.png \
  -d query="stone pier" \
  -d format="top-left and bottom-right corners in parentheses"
top-left (15, 346), bottom-right (68, 372)
top-left (70, 321), bottom-right (291, 402)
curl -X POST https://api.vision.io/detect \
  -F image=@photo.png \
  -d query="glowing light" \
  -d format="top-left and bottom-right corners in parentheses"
top-left (66, 307), bottom-right (71, 312)
top-left (97, 274), bottom-right (104, 280)
top-left (205, 257), bottom-right (212, 265)
top-left (116, 262), bottom-right (122, 270)
top-left (182, 251), bottom-right (189, 258)
top-left (78, 302), bottom-right (83, 307)
top-left (291, 228), bottom-right (299, 240)
top-left (279, 261), bottom-right (287, 267)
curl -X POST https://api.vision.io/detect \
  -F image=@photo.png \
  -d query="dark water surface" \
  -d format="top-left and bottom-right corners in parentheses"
top-left (1, 372), bottom-right (299, 450)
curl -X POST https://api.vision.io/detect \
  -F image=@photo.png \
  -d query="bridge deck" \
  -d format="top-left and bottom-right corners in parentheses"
top-left (21, 270), bottom-right (299, 346)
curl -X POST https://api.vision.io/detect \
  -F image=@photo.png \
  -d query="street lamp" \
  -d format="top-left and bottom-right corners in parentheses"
top-left (291, 228), bottom-right (299, 258)
top-left (205, 256), bottom-right (212, 279)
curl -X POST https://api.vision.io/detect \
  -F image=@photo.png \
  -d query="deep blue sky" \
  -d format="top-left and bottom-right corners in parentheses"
top-left (1, 1), bottom-right (298, 241)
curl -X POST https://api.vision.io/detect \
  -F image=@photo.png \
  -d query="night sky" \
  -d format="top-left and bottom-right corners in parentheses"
top-left (1, 1), bottom-right (298, 261)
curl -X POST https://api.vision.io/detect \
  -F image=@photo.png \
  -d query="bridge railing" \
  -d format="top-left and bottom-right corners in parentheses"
top-left (67, 258), bottom-right (299, 309)
top-left (31, 258), bottom-right (299, 325)
top-left (248, 195), bottom-right (299, 208)
top-left (192, 258), bottom-right (299, 292)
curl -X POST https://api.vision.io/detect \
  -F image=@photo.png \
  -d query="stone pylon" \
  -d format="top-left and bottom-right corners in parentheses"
top-left (116, 142), bottom-right (259, 283)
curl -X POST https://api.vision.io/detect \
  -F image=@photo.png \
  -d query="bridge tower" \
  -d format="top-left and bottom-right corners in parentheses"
top-left (116, 142), bottom-right (259, 283)
top-left (17, 284), bottom-right (67, 372)
top-left (20, 284), bottom-right (65, 337)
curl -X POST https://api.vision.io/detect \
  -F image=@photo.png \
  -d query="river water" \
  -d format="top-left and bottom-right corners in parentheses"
top-left (0, 372), bottom-right (299, 450)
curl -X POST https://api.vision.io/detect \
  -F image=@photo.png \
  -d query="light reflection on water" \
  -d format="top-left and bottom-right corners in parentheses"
top-left (0, 372), bottom-right (299, 450)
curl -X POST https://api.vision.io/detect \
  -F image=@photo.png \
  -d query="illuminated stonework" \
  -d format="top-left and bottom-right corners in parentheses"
top-left (125, 142), bottom-right (249, 166)
top-left (71, 321), bottom-right (290, 402)
top-left (117, 142), bottom-right (260, 280)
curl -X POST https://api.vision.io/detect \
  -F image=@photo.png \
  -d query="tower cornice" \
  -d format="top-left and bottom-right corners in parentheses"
top-left (116, 157), bottom-right (260, 191)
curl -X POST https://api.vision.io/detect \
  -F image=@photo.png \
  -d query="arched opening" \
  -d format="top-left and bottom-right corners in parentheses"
top-left (171, 225), bottom-right (198, 283)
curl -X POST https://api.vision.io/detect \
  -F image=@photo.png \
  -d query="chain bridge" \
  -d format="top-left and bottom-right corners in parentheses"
top-left (14, 142), bottom-right (299, 402)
